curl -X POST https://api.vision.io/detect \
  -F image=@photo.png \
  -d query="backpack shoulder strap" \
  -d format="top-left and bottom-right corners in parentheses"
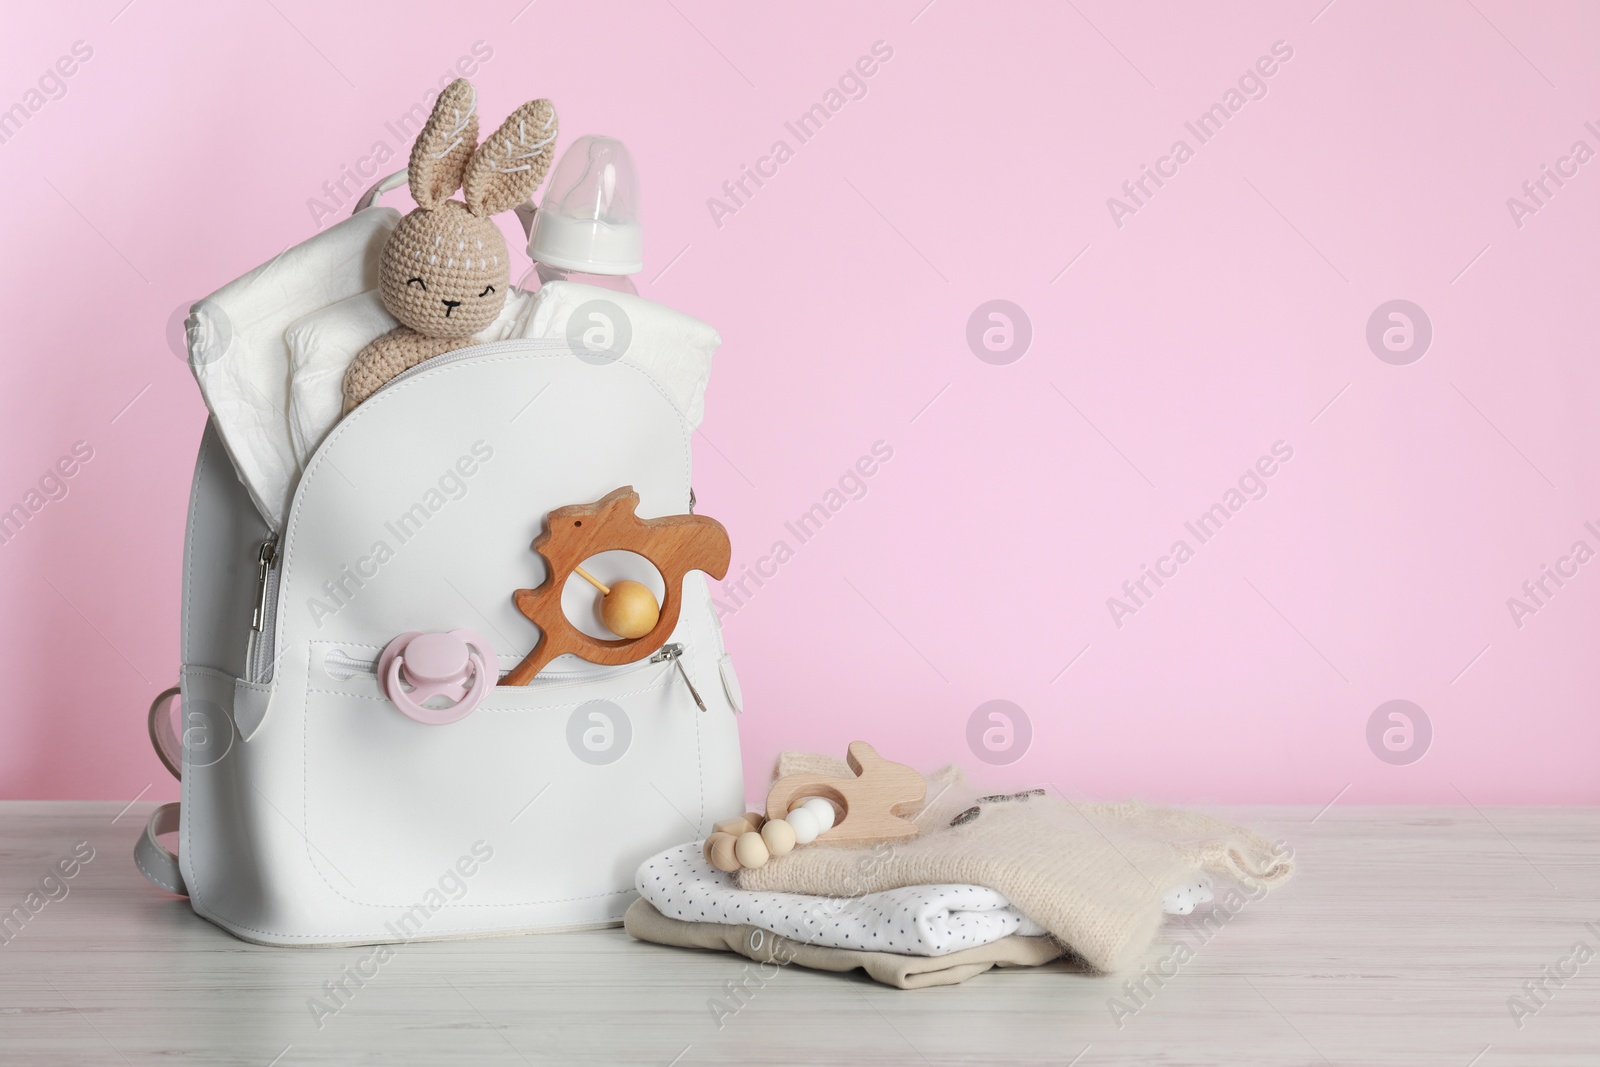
top-left (135, 802), bottom-right (186, 896)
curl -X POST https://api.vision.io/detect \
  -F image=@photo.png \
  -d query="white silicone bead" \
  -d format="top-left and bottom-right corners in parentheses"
top-left (802, 796), bottom-right (836, 832)
top-left (761, 818), bottom-right (797, 857)
top-left (734, 831), bottom-right (770, 869)
top-left (786, 807), bottom-right (820, 844)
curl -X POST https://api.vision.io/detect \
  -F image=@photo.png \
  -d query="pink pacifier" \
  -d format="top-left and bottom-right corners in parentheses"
top-left (376, 630), bottom-right (497, 725)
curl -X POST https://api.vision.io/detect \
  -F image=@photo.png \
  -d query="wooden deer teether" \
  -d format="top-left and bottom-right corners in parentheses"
top-left (765, 741), bottom-right (926, 846)
top-left (502, 486), bottom-right (731, 686)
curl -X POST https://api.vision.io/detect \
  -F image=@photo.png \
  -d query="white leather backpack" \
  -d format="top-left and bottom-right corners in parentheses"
top-left (135, 181), bottom-right (744, 946)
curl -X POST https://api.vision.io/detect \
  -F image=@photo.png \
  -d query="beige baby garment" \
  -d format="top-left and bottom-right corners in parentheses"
top-left (624, 899), bottom-right (1067, 990)
top-left (737, 753), bottom-right (1295, 974)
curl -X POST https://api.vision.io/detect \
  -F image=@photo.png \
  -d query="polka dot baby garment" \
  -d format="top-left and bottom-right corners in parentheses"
top-left (635, 843), bottom-right (1048, 957)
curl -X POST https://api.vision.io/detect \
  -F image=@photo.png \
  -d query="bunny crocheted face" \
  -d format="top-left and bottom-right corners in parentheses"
top-left (379, 79), bottom-right (557, 340)
top-left (383, 202), bottom-right (509, 339)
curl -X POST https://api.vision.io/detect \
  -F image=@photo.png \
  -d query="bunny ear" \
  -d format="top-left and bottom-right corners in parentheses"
top-left (408, 79), bottom-right (479, 210)
top-left (462, 98), bottom-right (558, 217)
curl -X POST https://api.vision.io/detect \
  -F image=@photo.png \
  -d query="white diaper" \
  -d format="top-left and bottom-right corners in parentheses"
top-left (283, 287), bottom-right (534, 473)
top-left (512, 281), bottom-right (721, 427)
top-left (187, 207), bottom-right (398, 528)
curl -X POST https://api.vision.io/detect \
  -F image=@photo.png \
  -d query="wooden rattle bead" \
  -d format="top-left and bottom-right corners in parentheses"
top-left (800, 796), bottom-right (837, 832)
top-left (742, 811), bottom-right (767, 831)
top-left (714, 816), bottom-right (757, 838)
top-left (600, 580), bottom-right (660, 640)
top-left (734, 831), bottom-right (770, 869)
top-left (704, 832), bottom-right (740, 873)
top-left (786, 806), bottom-right (821, 845)
top-left (760, 818), bottom-right (796, 858)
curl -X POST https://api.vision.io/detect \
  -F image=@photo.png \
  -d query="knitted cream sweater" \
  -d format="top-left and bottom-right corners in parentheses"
top-left (737, 753), bottom-right (1294, 974)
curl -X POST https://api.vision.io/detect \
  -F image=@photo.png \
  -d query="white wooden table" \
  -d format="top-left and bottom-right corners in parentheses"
top-left (2, 803), bottom-right (1595, 1065)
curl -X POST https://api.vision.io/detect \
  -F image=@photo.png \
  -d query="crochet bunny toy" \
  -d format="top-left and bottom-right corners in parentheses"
top-left (341, 79), bottom-right (558, 413)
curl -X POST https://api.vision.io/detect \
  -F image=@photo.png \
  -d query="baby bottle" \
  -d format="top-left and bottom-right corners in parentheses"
top-left (525, 135), bottom-right (642, 296)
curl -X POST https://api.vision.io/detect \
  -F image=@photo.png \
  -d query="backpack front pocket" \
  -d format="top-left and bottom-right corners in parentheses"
top-left (297, 639), bottom-right (714, 912)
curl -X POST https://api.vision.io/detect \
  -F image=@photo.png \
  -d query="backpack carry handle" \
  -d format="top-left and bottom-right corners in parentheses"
top-left (352, 169), bottom-right (410, 214)
top-left (148, 686), bottom-right (183, 780)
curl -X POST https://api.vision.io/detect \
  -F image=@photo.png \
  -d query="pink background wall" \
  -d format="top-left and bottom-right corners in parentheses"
top-left (1, 1), bottom-right (1595, 803)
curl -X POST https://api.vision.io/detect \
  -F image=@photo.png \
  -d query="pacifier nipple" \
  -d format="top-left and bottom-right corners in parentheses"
top-left (400, 632), bottom-right (473, 686)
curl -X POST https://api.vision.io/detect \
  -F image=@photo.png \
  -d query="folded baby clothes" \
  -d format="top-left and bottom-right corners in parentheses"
top-left (624, 899), bottom-right (1066, 990)
top-left (738, 753), bottom-right (1295, 974)
top-left (637, 842), bottom-right (1047, 956)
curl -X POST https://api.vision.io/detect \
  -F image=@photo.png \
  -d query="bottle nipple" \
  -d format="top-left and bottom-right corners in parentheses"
top-left (528, 135), bottom-right (643, 277)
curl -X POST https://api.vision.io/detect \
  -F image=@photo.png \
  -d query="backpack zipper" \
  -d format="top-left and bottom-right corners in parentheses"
top-left (648, 642), bottom-right (706, 711)
top-left (246, 535), bottom-right (281, 683)
top-left (323, 640), bottom-right (704, 705)
top-left (373, 338), bottom-right (574, 397)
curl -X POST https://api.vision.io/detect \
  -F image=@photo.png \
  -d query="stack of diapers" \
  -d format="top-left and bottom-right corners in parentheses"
top-left (627, 751), bottom-right (1290, 989)
top-left (188, 207), bottom-right (399, 527)
top-left (188, 198), bottom-right (722, 532)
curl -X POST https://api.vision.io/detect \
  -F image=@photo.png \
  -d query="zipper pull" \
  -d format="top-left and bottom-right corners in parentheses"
top-left (251, 536), bottom-right (278, 632)
top-left (650, 643), bottom-right (706, 712)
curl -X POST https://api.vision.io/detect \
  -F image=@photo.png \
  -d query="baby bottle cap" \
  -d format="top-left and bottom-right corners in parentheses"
top-left (529, 135), bottom-right (643, 276)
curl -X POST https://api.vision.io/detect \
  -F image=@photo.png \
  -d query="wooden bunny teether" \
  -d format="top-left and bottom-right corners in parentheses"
top-left (701, 742), bottom-right (926, 872)
top-left (502, 487), bottom-right (730, 686)
top-left (765, 741), bottom-right (926, 846)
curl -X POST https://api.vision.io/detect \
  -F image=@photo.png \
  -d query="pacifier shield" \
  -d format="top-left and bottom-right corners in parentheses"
top-left (378, 629), bottom-right (496, 725)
